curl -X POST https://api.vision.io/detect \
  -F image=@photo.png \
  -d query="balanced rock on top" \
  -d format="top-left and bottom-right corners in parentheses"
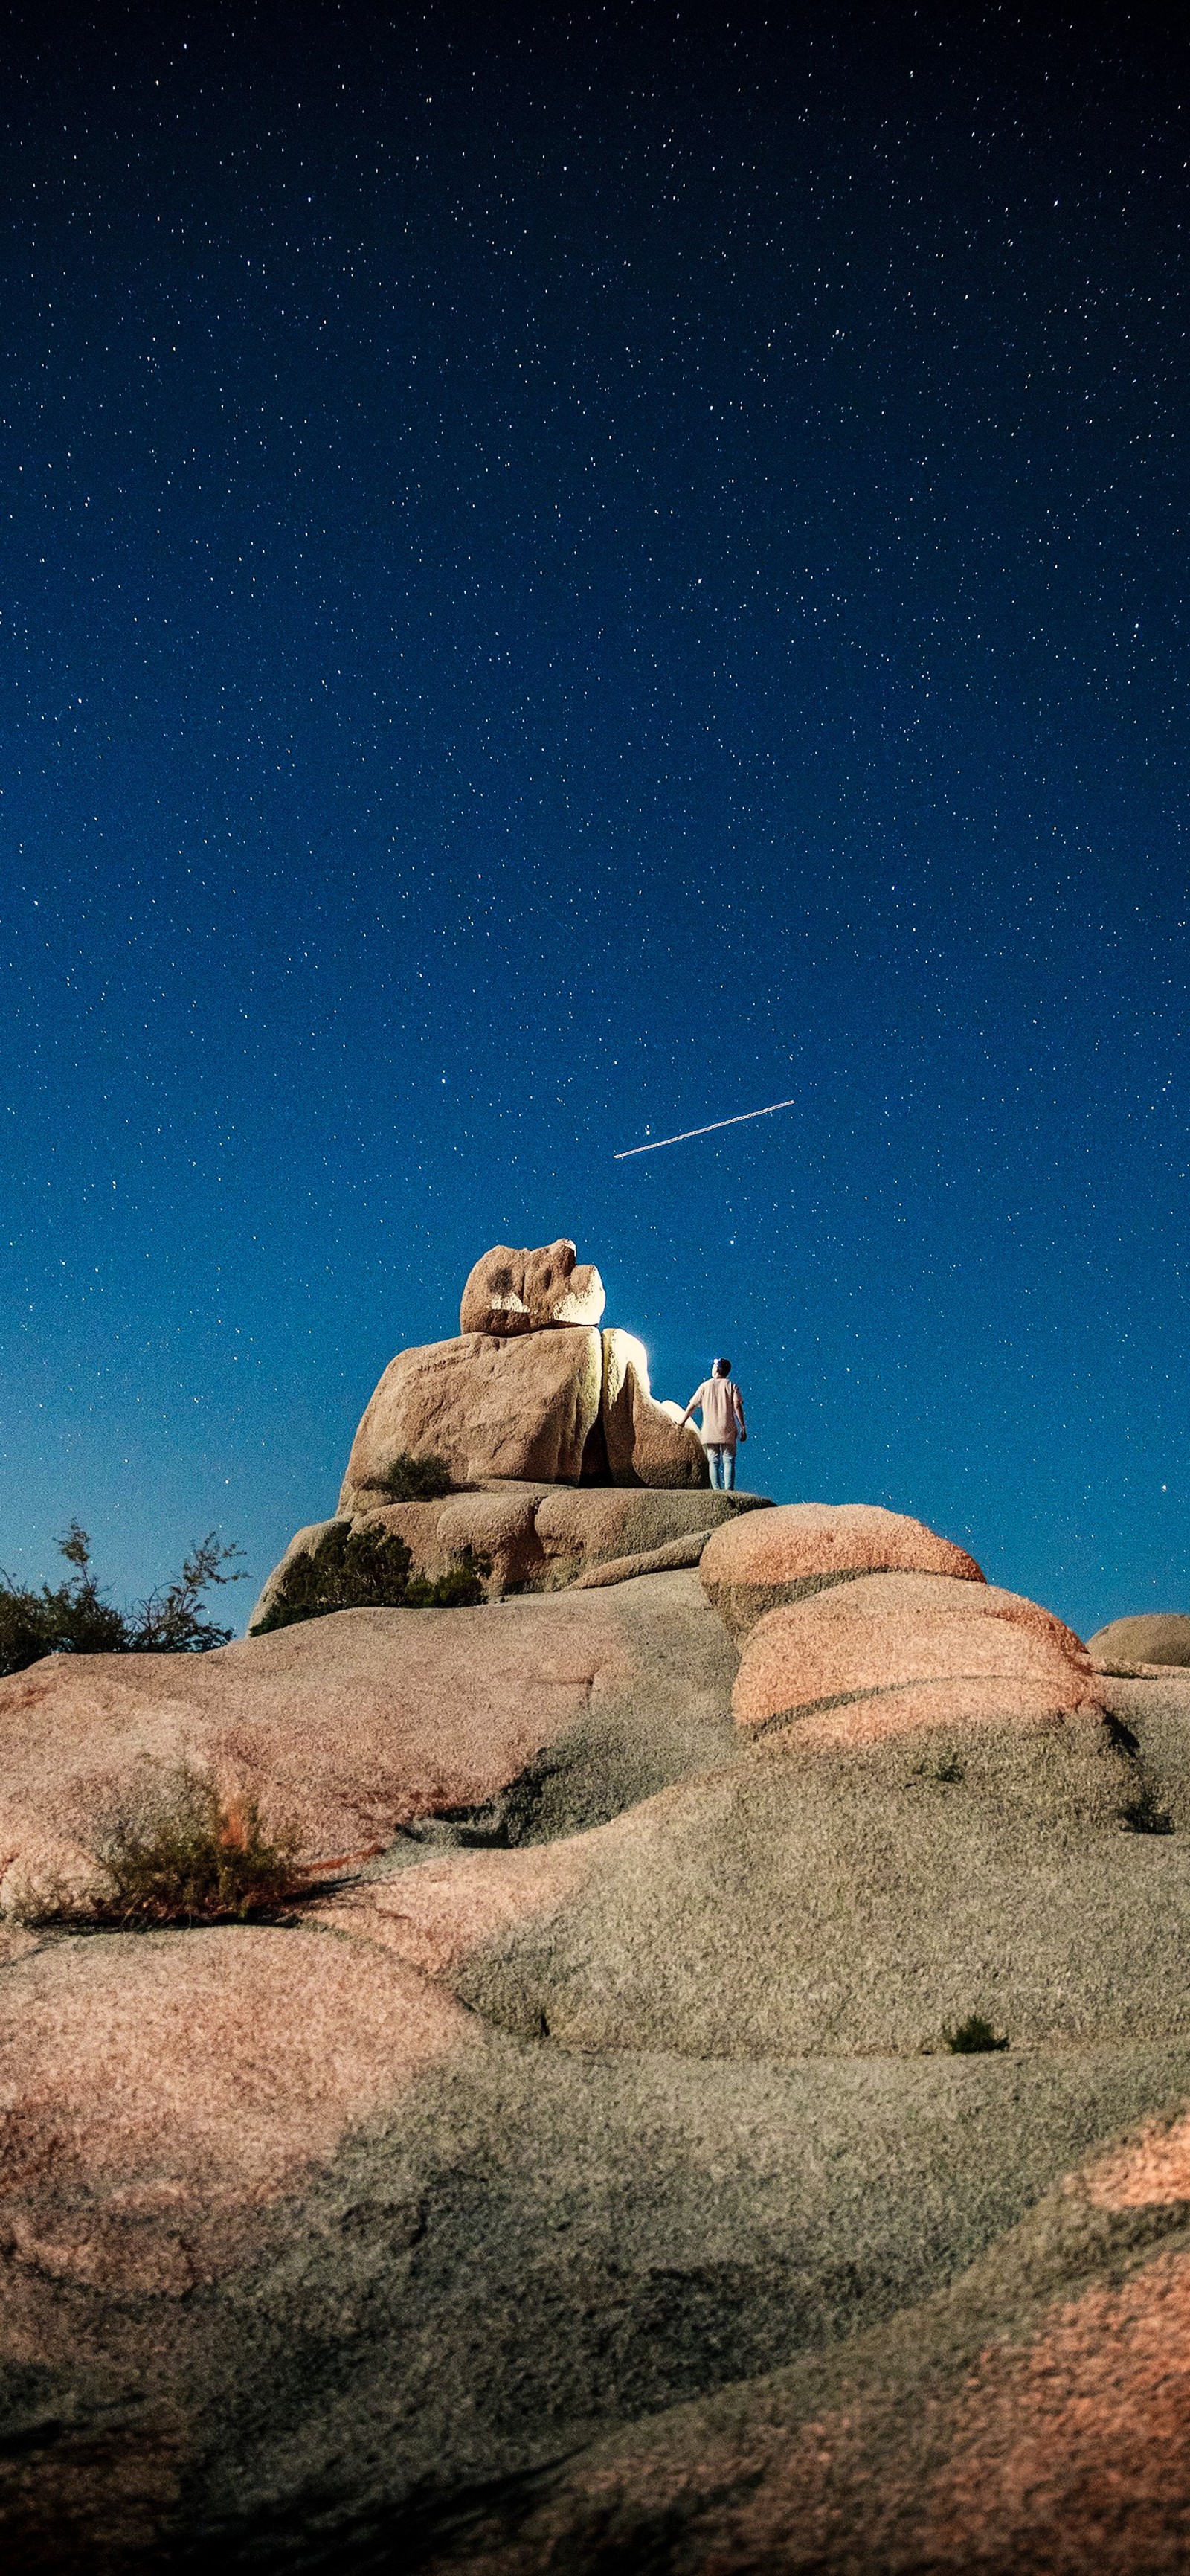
top-left (341, 1239), bottom-right (708, 1503)
top-left (460, 1239), bottom-right (605, 1337)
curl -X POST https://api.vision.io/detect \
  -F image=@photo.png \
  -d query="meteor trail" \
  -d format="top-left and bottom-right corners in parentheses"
top-left (614, 1098), bottom-right (797, 1159)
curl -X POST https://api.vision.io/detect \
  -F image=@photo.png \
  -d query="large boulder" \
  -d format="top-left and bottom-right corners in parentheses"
top-left (701, 1500), bottom-right (984, 1639)
top-left (251, 1483), bottom-right (768, 1624)
top-left (339, 1326), bottom-right (604, 1502)
top-left (600, 1329), bottom-right (709, 1488)
top-left (460, 1239), bottom-right (605, 1337)
top-left (0, 1927), bottom-right (472, 2297)
top-left (1090, 1611), bottom-right (1190, 1670)
top-left (0, 1574), bottom-right (740, 1912)
top-left (731, 1571), bottom-right (1098, 1746)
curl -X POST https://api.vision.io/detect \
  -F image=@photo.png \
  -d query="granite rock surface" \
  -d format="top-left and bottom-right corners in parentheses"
top-left (6, 1539), bottom-right (1190, 2570)
top-left (339, 1326), bottom-right (605, 1500)
top-left (458, 1239), bottom-right (605, 1337)
top-left (1090, 1609), bottom-right (1190, 1669)
top-left (701, 1497), bottom-right (985, 1639)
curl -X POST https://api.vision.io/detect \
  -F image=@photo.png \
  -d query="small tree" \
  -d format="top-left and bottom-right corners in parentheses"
top-left (0, 1525), bottom-right (246, 1679)
top-left (125, 1532), bottom-right (248, 1653)
top-left (251, 1523), bottom-right (489, 1634)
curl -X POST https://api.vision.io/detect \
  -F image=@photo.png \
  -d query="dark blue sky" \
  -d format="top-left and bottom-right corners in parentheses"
top-left (1, 3), bottom-right (1187, 1637)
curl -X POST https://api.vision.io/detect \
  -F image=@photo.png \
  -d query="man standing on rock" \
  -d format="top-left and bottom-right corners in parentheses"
top-left (678, 1358), bottom-right (747, 1491)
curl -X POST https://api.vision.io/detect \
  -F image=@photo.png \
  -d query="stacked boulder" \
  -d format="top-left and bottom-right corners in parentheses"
top-left (339, 1239), bottom-right (705, 1502)
top-left (700, 1502), bottom-right (1101, 1744)
top-left (254, 1239), bottom-right (768, 1619)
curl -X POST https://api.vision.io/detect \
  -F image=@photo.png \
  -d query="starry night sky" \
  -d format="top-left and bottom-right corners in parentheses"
top-left (1, 3), bottom-right (1188, 1637)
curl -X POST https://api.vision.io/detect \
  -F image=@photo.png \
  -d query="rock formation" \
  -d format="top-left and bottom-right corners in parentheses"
top-left (252, 1239), bottom-right (743, 1616)
top-left (253, 1483), bottom-right (758, 1628)
top-left (0, 1574), bottom-right (740, 1913)
top-left (340, 1326), bottom-right (605, 1497)
top-left (8, 1472), bottom-right (1190, 2570)
top-left (1090, 1609), bottom-right (1190, 1669)
top-left (731, 1570), bottom-right (1097, 1743)
top-left (459, 1238), bottom-right (605, 1337)
top-left (338, 1238), bottom-right (706, 1509)
top-left (700, 1498), bottom-right (985, 1639)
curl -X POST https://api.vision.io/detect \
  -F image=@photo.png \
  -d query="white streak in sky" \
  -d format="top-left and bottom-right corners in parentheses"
top-left (613, 1099), bottom-right (797, 1159)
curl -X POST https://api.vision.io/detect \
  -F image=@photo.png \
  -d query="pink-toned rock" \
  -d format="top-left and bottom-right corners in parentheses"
top-left (0, 1926), bottom-right (472, 2296)
top-left (1084, 2110), bottom-right (1190, 2212)
top-left (313, 1840), bottom-right (590, 1981)
top-left (340, 1326), bottom-right (604, 1501)
top-left (732, 1570), bottom-right (1099, 1745)
top-left (530, 1485), bottom-right (757, 1583)
top-left (600, 1329), bottom-right (709, 1488)
top-left (459, 1239), bottom-right (605, 1337)
top-left (701, 1500), bottom-right (985, 1639)
top-left (0, 1589), bottom-right (666, 1908)
top-left (250, 1485), bottom-right (768, 1625)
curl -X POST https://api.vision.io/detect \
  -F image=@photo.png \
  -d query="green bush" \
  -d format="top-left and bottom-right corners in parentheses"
top-left (251, 1523), bottom-right (489, 1635)
top-left (944, 2014), bottom-right (1009, 2055)
top-left (911, 1750), bottom-right (965, 1785)
top-left (371, 1452), bottom-right (455, 1501)
top-left (1120, 1788), bottom-right (1175, 1836)
top-left (15, 1760), bottom-right (305, 1928)
top-left (405, 1549), bottom-right (489, 1608)
top-left (0, 1525), bottom-right (246, 1679)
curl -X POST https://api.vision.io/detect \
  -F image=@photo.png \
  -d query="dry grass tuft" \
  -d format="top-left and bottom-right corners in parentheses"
top-left (945, 2013), bottom-right (1010, 2055)
top-left (13, 1761), bottom-right (307, 1928)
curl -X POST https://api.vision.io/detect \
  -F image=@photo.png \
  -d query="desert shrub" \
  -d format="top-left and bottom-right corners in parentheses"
top-left (251, 1524), bottom-right (489, 1634)
top-left (1120, 1788), bottom-right (1174, 1835)
top-left (372, 1452), bottom-right (454, 1502)
top-left (0, 1525), bottom-right (245, 1678)
top-left (15, 1761), bottom-right (305, 1928)
top-left (944, 2014), bottom-right (1009, 2055)
top-left (405, 1549), bottom-right (489, 1609)
top-left (911, 1750), bottom-right (965, 1785)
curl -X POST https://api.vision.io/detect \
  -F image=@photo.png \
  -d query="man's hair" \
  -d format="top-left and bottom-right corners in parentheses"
top-left (713, 1356), bottom-right (731, 1377)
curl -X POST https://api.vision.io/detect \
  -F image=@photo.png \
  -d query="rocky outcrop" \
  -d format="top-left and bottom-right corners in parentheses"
top-left (701, 1500), bottom-right (985, 1639)
top-left (1090, 1610), bottom-right (1190, 1670)
top-left (730, 1570), bottom-right (1099, 1744)
top-left (7, 1550), bottom-right (1190, 2565)
top-left (340, 1326), bottom-right (605, 1502)
top-left (0, 1575), bottom-right (741, 1913)
top-left (339, 1240), bottom-right (712, 1506)
top-left (251, 1483), bottom-right (765, 1625)
top-left (459, 1239), bottom-right (605, 1337)
top-left (600, 1329), bottom-right (707, 1488)
top-left (252, 1239), bottom-right (759, 1610)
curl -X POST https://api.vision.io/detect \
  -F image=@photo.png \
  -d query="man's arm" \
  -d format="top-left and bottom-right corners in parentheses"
top-left (733, 1386), bottom-right (747, 1439)
top-left (677, 1385), bottom-right (702, 1430)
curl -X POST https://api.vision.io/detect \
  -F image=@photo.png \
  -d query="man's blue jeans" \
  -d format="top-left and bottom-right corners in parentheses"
top-left (706, 1445), bottom-right (736, 1491)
